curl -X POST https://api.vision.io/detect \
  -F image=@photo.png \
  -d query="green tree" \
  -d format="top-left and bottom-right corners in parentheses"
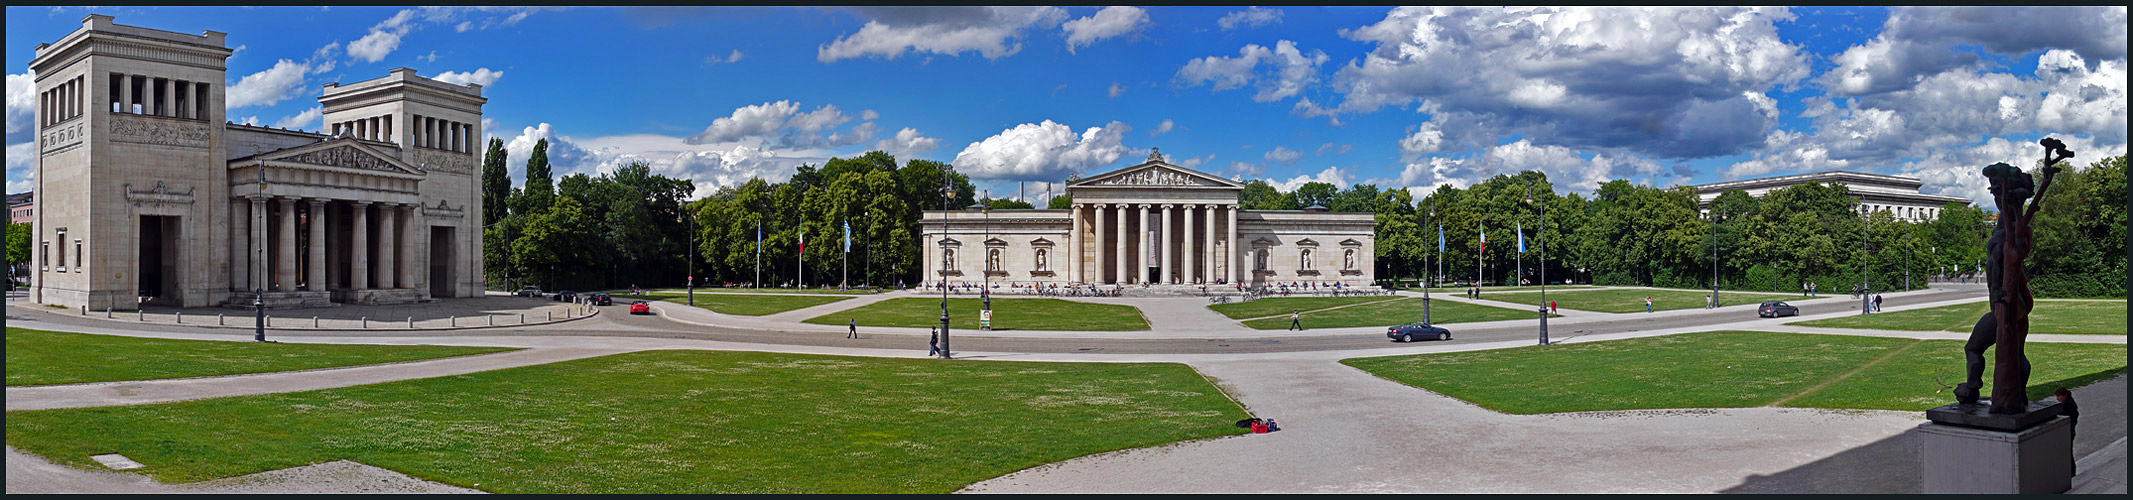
top-left (1047, 193), bottom-right (1073, 209)
top-left (1238, 180), bottom-right (1289, 210)
top-left (1293, 182), bottom-right (1338, 209)
top-left (2027, 154), bottom-right (2127, 297)
top-left (7, 222), bottom-right (30, 270)
top-left (519, 139), bottom-right (555, 215)
top-left (480, 137), bottom-right (510, 225)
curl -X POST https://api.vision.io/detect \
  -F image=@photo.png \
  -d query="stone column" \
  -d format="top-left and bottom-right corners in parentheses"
top-left (1138, 205), bottom-right (1155, 284)
top-left (230, 199), bottom-right (248, 290)
top-left (118, 74), bottom-right (131, 113)
top-left (378, 204), bottom-right (398, 289)
top-left (1093, 204), bottom-right (1108, 284)
top-left (161, 78), bottom-right (175, 117)
top-left (275, 197), bottom-right (298, 292)
top-left (1114, 204), bottom-right (1128, 284)
top-left (177, 81), bottom-right (190, 119)
top-left (1160, 204), bottom-right (1174, 284)
top-left (350, 202), bottom-right (370, 290)
top-left (1182, 204), bottom-right (1197, 284)
top-left (326, 203), bottom-right (342, 289)
top-left (396, 204), bottom-right (416, 290)
top-left (249, 197), bottom-right (267, 291)
top-left (1068, 204), bottom-right (1083, 283)
top-left (1226, 204), bottom-right (1239, 284)
top-left (307, 199), bottom-right (328, 291)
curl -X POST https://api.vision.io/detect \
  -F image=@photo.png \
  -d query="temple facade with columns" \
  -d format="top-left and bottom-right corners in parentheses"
top-left (28, 16), bottom-right (486, 310)
top-left (921, 151), bottom-right (1376, 288)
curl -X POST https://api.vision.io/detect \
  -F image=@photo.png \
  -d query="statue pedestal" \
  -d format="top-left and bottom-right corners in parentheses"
top-left (1919, 400), bottom-right (2073, 494)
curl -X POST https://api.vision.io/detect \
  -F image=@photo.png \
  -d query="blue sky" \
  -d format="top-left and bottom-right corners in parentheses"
top-left (8, 6), bottom-right (2127, 208)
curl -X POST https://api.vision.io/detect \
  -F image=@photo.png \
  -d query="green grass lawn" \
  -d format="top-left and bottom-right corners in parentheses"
top-left (1207, 295), bottom-right (1399, 320)
top-left (803, 298), bottom-right (1150, 331)
top-left (638, 292), bottom-right (852, 316)
top-left (1486, 288), bottom-right (1810, 313)
top-left (5, 328), bottom-right (517, 387)
top-left (3, 350), bottom-right (1248, 493)
top-left (1240, 297), bottom-right (1541, 329)
top-left (1342, 331), bottom-right (2126, 414)
top-left (1790, 301), bottom-right (2127, 335)
top-left (1401, 285), bottom-right (1594, 293)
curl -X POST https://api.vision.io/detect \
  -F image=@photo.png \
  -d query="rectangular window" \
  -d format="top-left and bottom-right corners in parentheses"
top-left (41, 241), bottom-right (49, 270)
top-left (53, 230), bottom-right (65, 267)
top-left (74, 239), bottom-right (83, 272)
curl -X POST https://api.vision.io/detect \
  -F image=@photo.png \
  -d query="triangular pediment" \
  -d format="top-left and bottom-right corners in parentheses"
top-left (1068, 152), bottom-right (1243, 189)
top-left (233, 138), bottom-right (423, 176)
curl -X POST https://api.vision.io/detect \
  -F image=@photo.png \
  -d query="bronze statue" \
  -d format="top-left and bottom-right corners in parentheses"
top-left (1954, 137), bottom-right (2071, 414)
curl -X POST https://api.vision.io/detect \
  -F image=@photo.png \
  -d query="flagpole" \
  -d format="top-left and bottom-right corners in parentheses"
top-left (842, 218), bottom-right (849, 290)
top-left (1516, 221), bottom-right (1524, 287)
top-left (755, 220), bottom-right (762, 289)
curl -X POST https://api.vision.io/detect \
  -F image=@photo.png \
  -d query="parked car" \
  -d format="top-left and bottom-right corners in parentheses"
top-left (590, 293), bottom-right (613, 306)
top-left (629, 300), bottom-right (652, 315)
top-left (1758, 301), bottom-right (1800, 318)
top-left (1387, 322), bottom-right (1453, 342)
top-left (515, 286), bottom-right (542, 297)
top-left (554, 290), bottom-right (578, 302)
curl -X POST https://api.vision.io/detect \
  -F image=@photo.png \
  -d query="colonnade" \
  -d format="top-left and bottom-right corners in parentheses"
top-left (1068, 203), bottom-right (1237, 285)
top-left (330, 115), bottom-right (475, 153)
top-left (229, 196), bottom-right (420, 295)
top-left (37, 74), bottom-right (86, 126)
top-left (102, 72), bottom-right (209, 119)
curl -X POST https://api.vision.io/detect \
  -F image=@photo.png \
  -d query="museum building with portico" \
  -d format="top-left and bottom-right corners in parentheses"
top-left (28, 16), bottom-right (486, 310)
top-left (921, 151), bottom-right (1375, 288)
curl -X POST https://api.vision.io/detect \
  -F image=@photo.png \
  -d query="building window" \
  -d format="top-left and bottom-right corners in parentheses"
top-left (74, 239), bottom-right (83, 271)
top-left (40, 240), bottom-right (49, 270)
top-left (1034, 248), bottom-right (1049, 271)
top-left (1300, 248), bottom-right (1314, 270)
top-left (53, 230), bottom-right (65, 267)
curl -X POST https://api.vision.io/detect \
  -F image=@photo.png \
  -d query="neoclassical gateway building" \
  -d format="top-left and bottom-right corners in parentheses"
top-left (922, 151), bottom-right (1376, 287)
top-left (28, 16), bottom-right (486, 310)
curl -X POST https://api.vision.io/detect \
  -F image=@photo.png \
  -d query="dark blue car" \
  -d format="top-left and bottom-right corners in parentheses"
top-left (1387, 322), bottom-right (1452, 342)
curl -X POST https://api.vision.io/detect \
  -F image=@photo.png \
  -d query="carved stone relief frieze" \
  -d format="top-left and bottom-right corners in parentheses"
top-left (41, 122), bottom-right (84, 153)
top-left (410, 149), bottom-right (476, 174)
top-left (283, 145), bottom-right (396, 172)
top-left (110, 115), bottom-right (210, 148)
top-left (123, 181), bottom-right (197, 205)
top-left (1097, 168), bottom-right (1207, 187)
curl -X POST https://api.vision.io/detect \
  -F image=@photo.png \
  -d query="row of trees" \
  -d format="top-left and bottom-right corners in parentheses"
top-left (474, 146), bottom-right (2123, 298)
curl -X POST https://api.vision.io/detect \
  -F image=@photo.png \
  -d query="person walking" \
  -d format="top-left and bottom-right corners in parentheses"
top-left (1803, 281), bottom-right (1809, 297)
top-left (927, 327), bottom-right (941, 357)
top-left (1289, 310), bottom-right (1303, 331)
top-left (1645, 296), bottom-right (1653, 313)
top-left (1549, 301), bottom-right (1558, 315)
top-left (1810, 282), bottom-right (1817, 297)
top-left (1873, 293), bottom-right (1883, 312)
top-left (847, 319), bottom-right (858, 339)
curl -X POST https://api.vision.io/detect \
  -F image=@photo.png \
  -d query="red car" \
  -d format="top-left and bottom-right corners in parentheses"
top-left (629, 301), bottom-right (651, 315)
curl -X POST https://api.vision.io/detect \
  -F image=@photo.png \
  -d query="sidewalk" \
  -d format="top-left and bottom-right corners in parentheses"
top-left (26, 294), bottom-right (597, 331)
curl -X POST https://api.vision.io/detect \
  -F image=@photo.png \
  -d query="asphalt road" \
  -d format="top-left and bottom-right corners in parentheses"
top-left (8, 287), bottom-right (1984, 355)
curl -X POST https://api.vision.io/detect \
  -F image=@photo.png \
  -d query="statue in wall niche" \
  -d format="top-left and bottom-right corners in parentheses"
top-left (1953, 137), bottom-right (2071, 414)
top-left (1344, 249), bottom-right (1356, 270)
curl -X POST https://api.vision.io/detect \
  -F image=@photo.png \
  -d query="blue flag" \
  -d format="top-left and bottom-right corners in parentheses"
top-left (843, 219), bottom-right (851, 253)
top-left (756, 221), bottom-right (762, 250)
top-left (1517, 221), bottom-right (1526, 253)
top-left (1437, 224), bottom-right (1445, 253)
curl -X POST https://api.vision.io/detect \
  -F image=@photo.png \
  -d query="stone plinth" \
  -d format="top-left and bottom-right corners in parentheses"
top-left (1926, 398), bottom-right (2061, 430)
top-left (1919, 415), bottom-right (2074, 494)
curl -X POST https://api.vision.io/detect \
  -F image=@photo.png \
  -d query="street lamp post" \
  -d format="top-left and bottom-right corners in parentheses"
top-left (254, 165), bottom-right (269, 342)
top-left (1710, 206), bottom-right (1722, 308)
top-left (1423, 203), bottom-right (1433, 326)
top-left (685, 208), bottom-right (695, 306)
top-left (1526, 184), bottom-right (1549, 346)
top-left (971, 202), bottom-right (992, 330)
top-left (938, 173), bottom-right (954, 359)
top-left (1860, 203), bottom-right (1871, 315)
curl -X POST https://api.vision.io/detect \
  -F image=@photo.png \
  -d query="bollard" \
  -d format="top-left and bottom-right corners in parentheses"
top-left (219, 313), bottom-right (225, 325)
top-left (518, 313), bottom-right (524, 324)
top-left (266, 315), bottom-right (272, 328)
top-left (139, 309), bottom-right (145, 321)
top-left (451, 315), bottom-right (457, 327)
top-left (314, 316), bottom-right (320, 328)
top-left (546, 311), bottom-right (552, 322)
top-left (176, 311), bottom-right (182, 324)
top-left (82, 305), bottom-right (88, 315)
top-left (408, 316), bottom-right (414, 329)
top-left (489, 315), bottom-right (495, 326)
top-left (106, 306), bottom-right (112, 318)
top-left (362, 316), bottom-right (368, 328)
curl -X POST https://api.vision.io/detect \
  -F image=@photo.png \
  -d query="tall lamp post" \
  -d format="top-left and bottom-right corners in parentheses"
top-left (1526, 183), bottom-right (1549, 345)
top-left (254, 163), bottom-right (268, 342)
top-left (1709, 206), bottom-right (1724, 307)
top-left (1860, 203), bottom-right (1871, 315)
top-left (1423, 202), bottom-right (1433, 325)
top-left (938, 172), bottom-right (954, 359)
top-left (684, 208), bottom-right (695, 306)
top-left (970, 202), bottom-right (992, 330)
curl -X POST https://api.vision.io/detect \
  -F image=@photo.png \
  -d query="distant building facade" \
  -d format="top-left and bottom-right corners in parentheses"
top-left (920, 151), bottom-right (1376, 287)
top-left (1690, 171), bottom-right (1970, 222)
top-left (28, 16), bottom-right (486, 310)
top-left (7, 192), bottom-right (30, 224)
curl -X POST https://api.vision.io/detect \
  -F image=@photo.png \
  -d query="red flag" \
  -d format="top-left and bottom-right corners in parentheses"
top-left (799, 228), bottom-right (805, 255)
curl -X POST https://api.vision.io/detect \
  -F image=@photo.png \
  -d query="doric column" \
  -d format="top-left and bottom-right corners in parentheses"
top-left (1068, 204), bottom-right (1083, 283)
top-left (119, 73), bottom-right (132, 113)
top-left (396, 204), bottom-right (417, 290)
top-left (275, 197), bottom-right (298, 292)
top-left (307, 199), bottom-right (328, 291)
top-left (1226, 204), bottom-right (1239, 284)
top-left (423, 116), bottom-right (435, 148)
top-left (1182, 204), bottom-right (1197, 284)
top-left (1202, 205), bottom-right (1216, 283)
top-left (350, 202), bottom-right (371, 290)
top-left (378, 203), bottom-right (398, 289)
top-left (1093, 204), bottom-right (1108, 284)
top-left (1160, 204), bottom-right (1174, 284)
top-left (1114, 204), bottom-right (1128, 284)
top-left (326, 203), bottom-right (342, 289)
top-left (249, 196), bottom-right (268, 291)
top-left (230, 198), bottom-right (248, 290)
top-left (1138, 204), bottom-right (1154, 284)
top-left (161, 78), bottom-right (175, 117)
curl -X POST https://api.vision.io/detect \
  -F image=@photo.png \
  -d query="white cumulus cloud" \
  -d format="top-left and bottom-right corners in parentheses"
top-left (1174, 39), bottom-right (1328, 103)
top-left (1151, 119), bottom-right (1174, 137)
top-left (225, 59), bottom-right (312, 110)
top-left (7, 72), bottom-right (34, 144)
top-left (1062, 6), bottom-right (1149, 53)
top-left (687, 100), bottom-right (874, 149)
top-left (272, 107), bottom-right (322, 130)
top-left (951, 119), bottom-right (1133, 181)
top-left (1264, 146), bottom-right (1301, 166)
top-left (347, 9), bottom-right (417, 63)
top-left (1269, 166), bottom-right (1350, 192)
top-left (874, 127), bottom-right (942, 157)
top-left (818, 6), bottom-right (1067, 62)
top-left (432, 68), bottom-right (503, 88)
top-left (1217, 7), bottom-right (1283, 30)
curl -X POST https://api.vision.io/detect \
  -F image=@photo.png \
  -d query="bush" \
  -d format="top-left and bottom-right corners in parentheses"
top-left (1742, 265), bottom-right (1777, 292)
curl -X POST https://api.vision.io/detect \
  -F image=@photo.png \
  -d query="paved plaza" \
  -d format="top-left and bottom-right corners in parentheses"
top-left (3, 283), bottom-right (2123, 494)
